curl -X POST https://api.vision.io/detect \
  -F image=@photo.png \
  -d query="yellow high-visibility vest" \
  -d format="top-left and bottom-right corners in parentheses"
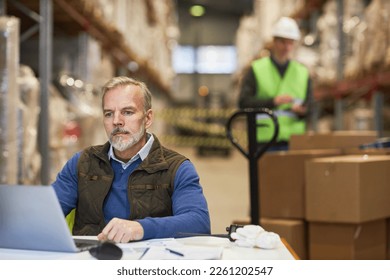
top-left (252, 57), bottom-right (309, 143)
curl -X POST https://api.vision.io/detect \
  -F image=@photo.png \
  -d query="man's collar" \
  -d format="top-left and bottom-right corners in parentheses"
top-left (108, 133), bottom-right (154, 166)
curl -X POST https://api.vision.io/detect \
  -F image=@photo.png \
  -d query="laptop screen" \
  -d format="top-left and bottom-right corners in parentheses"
top-left (0, 184), bottom-right (83, 252)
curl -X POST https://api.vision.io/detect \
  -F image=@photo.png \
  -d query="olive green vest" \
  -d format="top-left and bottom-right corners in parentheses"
top-left (252, 57), bottom-right (309, 142)
top-left (72, 135), bottom-right (187, 235)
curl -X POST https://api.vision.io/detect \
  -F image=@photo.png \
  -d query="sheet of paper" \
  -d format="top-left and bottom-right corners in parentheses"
top-left (140, 245), bottom-right (223, 260)
top-left (118, 238), bottom-right (224, 260)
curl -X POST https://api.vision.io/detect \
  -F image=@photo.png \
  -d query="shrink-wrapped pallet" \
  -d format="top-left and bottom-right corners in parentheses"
top-left (363, 0), bottom-right (390, 73)
top-left (315, 0), bottom-right (338, 84)
top-left (18, 65), bottom-right (41, 184)
top-left (105, 0), bottom-right (177, 89)
top-left (0, 17), bottom-right (19, 184)
top-left (343, 0), bottom-right (367, 79)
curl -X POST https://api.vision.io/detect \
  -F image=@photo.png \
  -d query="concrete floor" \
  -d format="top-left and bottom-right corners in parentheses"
top-left (172, 146), bottom-right (251, 235)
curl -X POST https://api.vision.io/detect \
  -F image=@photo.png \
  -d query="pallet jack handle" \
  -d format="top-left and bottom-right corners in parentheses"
top-left (226, 108), bottom-right (279, 225)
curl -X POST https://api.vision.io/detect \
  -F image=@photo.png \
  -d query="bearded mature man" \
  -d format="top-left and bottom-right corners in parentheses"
top-left (52, 76), bottom-right (210, 243)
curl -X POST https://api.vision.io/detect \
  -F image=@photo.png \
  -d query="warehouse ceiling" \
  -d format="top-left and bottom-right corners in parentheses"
top-left (6, 0), bottom-right (255, 37)
top-left (177, 0), bottom-right (254, 17)
top-left (177, 0), bottom-right (331, 21)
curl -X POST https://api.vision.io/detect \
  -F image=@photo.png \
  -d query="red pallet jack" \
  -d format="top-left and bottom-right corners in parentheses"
top-left (226, 108), bottom-right (279, 225)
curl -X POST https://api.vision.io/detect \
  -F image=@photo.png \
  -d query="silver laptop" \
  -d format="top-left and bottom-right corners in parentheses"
top-left (0, 184), bottom-right (98, 252)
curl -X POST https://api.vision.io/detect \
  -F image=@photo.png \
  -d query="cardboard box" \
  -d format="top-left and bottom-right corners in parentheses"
top-left (387, 218), bottom-right (390, 260)
top-left (262, 218), bottom-right (307, 260)
top-left (343, 147), bottom-right (390, 155)
top-left (305, 155), bottom-right (390, 223)
top-left (309, 219), bottom-right (387, 260)
top-left (232, 217), bottom-right (307, 260)
top-left (259, 149), bottom-right (341, 219)
top-left (290, 131), bottom-right (377, 150)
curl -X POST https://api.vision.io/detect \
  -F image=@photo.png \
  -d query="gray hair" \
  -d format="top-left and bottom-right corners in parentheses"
top-left (101, 76), bottom-right (152, 112)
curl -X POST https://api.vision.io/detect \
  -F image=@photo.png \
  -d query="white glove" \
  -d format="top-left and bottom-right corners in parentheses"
top-left (230, 225), bottom-right (280, 249)
top-left (255, 231), bottom-right (280, 249)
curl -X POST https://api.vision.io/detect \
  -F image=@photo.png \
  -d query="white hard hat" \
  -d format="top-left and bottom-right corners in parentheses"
top-left (272, 17), bottom-right (301, 41)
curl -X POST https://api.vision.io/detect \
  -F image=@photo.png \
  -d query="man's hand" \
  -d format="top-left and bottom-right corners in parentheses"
top-left (274, 94), bottom-right (293, 106)
top-left (97, 218), bottom-right (144, 243)
top-left (291, 103), bottom-right (307, 115)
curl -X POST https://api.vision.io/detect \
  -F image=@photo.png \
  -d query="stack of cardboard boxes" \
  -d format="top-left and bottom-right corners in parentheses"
top-left (234, 131), bottom-right (390, 259)
top-left (257, 149), bottom-right (342, 259)
top-left (305, 155), bottom-right (389, 259)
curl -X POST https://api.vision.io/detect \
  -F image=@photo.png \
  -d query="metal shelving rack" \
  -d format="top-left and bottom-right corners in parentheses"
top-left (1, 0), bottom-right (52, 184)
top-left (2, 0), bottom-right (172, 184)
top-left (296, 0), bottom-right (388, 136)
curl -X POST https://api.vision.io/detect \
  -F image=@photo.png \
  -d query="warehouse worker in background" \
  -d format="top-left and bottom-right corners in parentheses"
top-left (239, 16), bottom-right (312, 151)
top-left (52, 76), bottom-right (210, 243)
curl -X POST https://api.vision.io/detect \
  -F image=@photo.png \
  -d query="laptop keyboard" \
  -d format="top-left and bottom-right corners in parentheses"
top-left (73, 238), bottom-right (100, 251)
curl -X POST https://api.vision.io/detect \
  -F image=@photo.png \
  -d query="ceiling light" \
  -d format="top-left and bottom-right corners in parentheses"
top-left (189, 5), bottom-right (205, 17)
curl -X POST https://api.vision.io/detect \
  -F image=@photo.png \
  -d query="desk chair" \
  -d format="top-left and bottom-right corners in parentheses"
top-left (66, 209), bottom-right (75, 232)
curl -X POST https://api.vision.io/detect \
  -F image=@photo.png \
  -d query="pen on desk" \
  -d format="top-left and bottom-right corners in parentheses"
top-left (138, 247), bottom-right (150, 260)
top-left (165, 248), bottom-right (184, 257)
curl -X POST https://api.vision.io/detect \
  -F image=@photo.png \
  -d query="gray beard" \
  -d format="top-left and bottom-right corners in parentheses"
top-left (110, 125), bottom-right (145, 152)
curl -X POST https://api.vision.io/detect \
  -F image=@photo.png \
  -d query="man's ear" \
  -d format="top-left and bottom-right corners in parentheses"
top-left (145, 109), bottom-right (153, 129)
